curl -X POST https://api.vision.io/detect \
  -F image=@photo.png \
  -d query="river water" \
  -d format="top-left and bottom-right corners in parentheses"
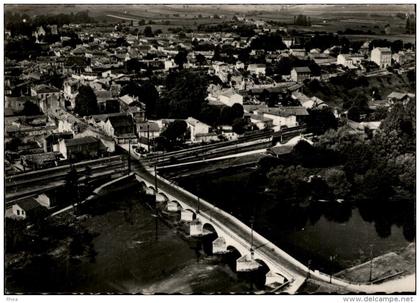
top-left (176, 166), bottom-right (414, 273)
top-left (6, 187), bottom-right (251, 294)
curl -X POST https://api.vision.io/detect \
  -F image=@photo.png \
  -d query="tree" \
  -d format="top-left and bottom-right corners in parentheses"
top-left (195, 53), bottom-right (206, 66)
top-left (164, 70), bottom-right (209, 118)
top-left (126, 58), bottom-right (140, 73)
top-left (306, 107), bottom-right (338, 135)
top-left (139, 81), bottom-right (159, 118)
top-left (231, 103), bottom-right (244, 120)
top-left (174, 50), bottom-right (188, 69)
top-left (144, 26), bottom-right (154, 37)
top-left (6, 137), bottom-right (22, 152)
top-left (232, 118), bottom-right (247, 134)
top-left (74, 85), bottom-right (98, 116)
top-left (161, 120), bottom-right (188, 144)
top-left (324, 168), bottom-right (351, 198)
top-left (20, 101), bottom-right (42, 116)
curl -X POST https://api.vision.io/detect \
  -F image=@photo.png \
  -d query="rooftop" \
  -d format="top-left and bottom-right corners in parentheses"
top-left (15, 197), bottom-right (41, 212)
top-left (64, 136), bottom-right (99, 147)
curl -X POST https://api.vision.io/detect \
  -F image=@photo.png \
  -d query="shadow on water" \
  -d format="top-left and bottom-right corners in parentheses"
top-left (176, 167), bottom-right (414, 272)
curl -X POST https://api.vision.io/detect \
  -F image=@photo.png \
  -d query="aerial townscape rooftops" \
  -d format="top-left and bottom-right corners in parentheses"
top-left (3, 3), bottom-right (416, 297)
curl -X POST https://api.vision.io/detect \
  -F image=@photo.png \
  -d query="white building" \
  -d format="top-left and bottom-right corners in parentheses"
top-left (186, 117), bottom-right (211, 142)
top-left (218, 90), bottom-right (244, 107)
top-left (258, 107), bottom-right (308, 130)
top-left (337, 54), bottom-right (364, 69)
top-left (371, 47), bottom-right (392, 69)
top-left (247, 64), bottom-right (266, 75)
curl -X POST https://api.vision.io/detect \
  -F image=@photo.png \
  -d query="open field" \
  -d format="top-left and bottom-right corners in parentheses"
top-left (5, 4), bottom-right (415, 37)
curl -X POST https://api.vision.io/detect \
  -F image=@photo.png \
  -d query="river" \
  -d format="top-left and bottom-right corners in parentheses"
top-left (6, 187), bottom-right (251, 294)
top-left (175, 165), bottom-right (414, 274)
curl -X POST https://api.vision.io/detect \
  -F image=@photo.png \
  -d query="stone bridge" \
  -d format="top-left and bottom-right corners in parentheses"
top-left (132, 170), bottom-right (399, 294)
top-left (135, 173), bottom-right (307, 293)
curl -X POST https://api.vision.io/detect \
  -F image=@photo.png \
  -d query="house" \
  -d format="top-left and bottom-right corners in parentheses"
top-left (11, 197), bottom-right (46, 220)
top-left (43, 132), bottom-right (74, 152)
top-left (58, 136), bottom-right (101, 160)
top-left (290, 48), bottom-right (306, 57)
top-left (266, 144), bottom-right (294, 158)
top-left (283, 37), bottom-right (294, 48)
top-left (5, 96), bottom-right (38, 113)
top-left (30, 84), bottom-right (62, 112)
top-left (104, 114), bottom-right (137, 143)
top-left (292, 92), bottom-right (327, 109)
top-left (20, 152), bottom-right (62, 170)
top-left (371, 47), bottom-right (392, 69)
top-left (136, 121), bottom-right (160, 139)
top-left (119, 94), bottom-right (139, 109)
top-left (249, 114), bottom-right (273, 130)
top-left (337, 54), bottom-right (364, 69)
top-left (387, 92), bottom-right (415, 106)
top-left (247, 64), bottom-right (266, 75)
top-left (186, 117), bottom-right (211, 142)
top-left (258, 106), bottom-right (308, 130)
top-left (392, 50), bottom-right (415, 65)
top-left (35, 192), bottom-right (57, 209)
top-left (218, 89), bottom-right (244, 107)
top-left (291, 67), bottom-right (311, 82)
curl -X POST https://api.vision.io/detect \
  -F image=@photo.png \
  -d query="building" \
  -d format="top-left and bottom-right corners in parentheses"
top-left (58, 136), bottom-right (101, 160)
top-left (371, 47), bottom-right (392, 69)
top-left (35, 192), bottom-right (57, 209)
top-left (291, 67), bottom-right (311, 82)
top-left (30, 84), bottom-right (62, 112)
top-left (290, 48), bottom-right (306, 58)
top-left (337, 54), bottom-right (364, 69)
top-left (283, 37), bottom-right (294, 48)
top-left (11, 197), bottom-right (46, 220)
top-left (247, 64), bottom-right (266, 75)
top-left (104, 114), bottom-right (137, 143)
top-left (387, 92), bottom-right (415, 106)
top-left (218, 89), bottom-right (244, 107)
top-left (136, 121), bottom-right (160, 139)
top-left (21, 152), bottom-right (62, 170)
top-left (186, 117), bottom-right (211, 142)
top-left (249, 114), bottom-right (273, 130)
top-left (259, 106), bottom-right (308, 130)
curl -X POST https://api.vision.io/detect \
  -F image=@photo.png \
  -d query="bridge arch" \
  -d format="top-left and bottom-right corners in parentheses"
top-left (156, 192), bottom-right (169, 203)
top-left (166, 200), bottom-right (182, 213)
top-left (202, 223), bottom-right (218, 255)
top-left (253, 259), bottom-right (271, 289)
top-left (225, 245), bottom-right (242, 272)
top-left (203, 222), bottom-right (217, 235)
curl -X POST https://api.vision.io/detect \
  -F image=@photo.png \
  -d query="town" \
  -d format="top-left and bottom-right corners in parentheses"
top-left (4, 4), bottom-right (416, 295)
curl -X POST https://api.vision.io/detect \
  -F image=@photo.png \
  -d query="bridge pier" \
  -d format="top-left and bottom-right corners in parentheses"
top-left (145, 187), bottom-right (155, 195)
top-left (180, 209), bottom-right (195, 222)
top-left (189, 219), bottom-right (203, 236)
top-left (212, 237), bottom-right (229, 254)
top-left (236, 254), bottom-right (261, 272)
top-left (166, 201), bottom-right (180, 212)
top-left (265, 271), bottom-right (287, 287)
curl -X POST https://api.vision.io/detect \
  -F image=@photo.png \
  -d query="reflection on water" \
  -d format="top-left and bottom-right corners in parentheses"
top-left (176, 166), bottom-right (414, 272)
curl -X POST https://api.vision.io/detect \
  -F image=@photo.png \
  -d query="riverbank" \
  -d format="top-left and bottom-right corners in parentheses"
top-left (335, 243), bottom-right (415, 283)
